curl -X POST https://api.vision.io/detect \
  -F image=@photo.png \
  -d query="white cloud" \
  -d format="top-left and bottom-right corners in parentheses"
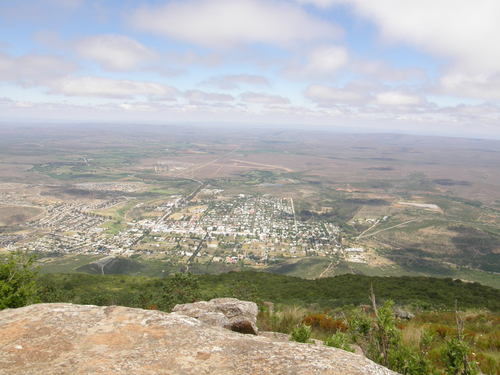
top-left (185, 90), bottom-right (234, 103)
top-left (203, 74), bottom-right (270, 89)
top-left (0, 0), bottom-right (83, 24)
top-left (0, 52), bottom-right (76, 86)
top-left (164, 50), bottom-right (223, 67)
top-left (51, 76), bottom-right (177, 99)
top-left (118, 102), bottom-right (158, 112)
top-left (286, 45), bottom-right (348, 80)
top-left (305, 84), bottom-right (422, 108)
top-left (374, 91), bottom-right (421, 106)
top-left (303, 0), bottom-right (500, 102)
top-left (308, 46), bottom-right (348, 73)
top-left (304, 84), bottom-right (365, 105)
top-left (76, 34), bottom-right (157, 71)
top-left (440, 71), bottom-right (500, 101)
top-left (295, 0), bottom-right (341, 8)
top-left (353, 60), bottom-right (426, 82)
top-left (131, 0), bottom-right (341, 48)
top-left (331, 0), bottom-right (500, 74)
top-left (240, 92), bottom-right (290, 105)
top-left (299, 0), bottom-right (500, 102)
top-left (303, 45), bottom-right (348, 76)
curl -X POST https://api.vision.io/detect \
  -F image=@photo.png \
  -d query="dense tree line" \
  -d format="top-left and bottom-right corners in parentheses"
top-left (32, 271), bottom-right (500, 312)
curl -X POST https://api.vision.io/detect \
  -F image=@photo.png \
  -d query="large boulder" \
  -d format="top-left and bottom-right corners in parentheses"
top-left (173, 297), bottom-right (259, 334)
top-left (0, 303), bottom-right (398, 375)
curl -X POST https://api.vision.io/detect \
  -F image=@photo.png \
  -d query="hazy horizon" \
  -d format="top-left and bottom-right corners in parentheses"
top-left (3, 120), bottom-right (500, 142)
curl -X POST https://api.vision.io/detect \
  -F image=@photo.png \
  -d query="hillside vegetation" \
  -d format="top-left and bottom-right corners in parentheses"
top-left (37, 271), bottom-right (500, 311)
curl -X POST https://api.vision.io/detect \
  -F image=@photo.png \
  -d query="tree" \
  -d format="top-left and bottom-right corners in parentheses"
top-left (0, 251), bottom-right (39, 309)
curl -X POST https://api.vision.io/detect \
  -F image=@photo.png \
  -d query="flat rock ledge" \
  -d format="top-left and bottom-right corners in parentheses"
top-left (0, 303), bottom-right (398, 375)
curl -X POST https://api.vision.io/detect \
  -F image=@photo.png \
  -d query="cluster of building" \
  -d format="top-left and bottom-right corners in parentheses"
top-left (136, 193), bottom-right (343, 263)
top-left (2, 184), bottom-right (371, 265)
top-left (30, 203), bottom-right (105, 232)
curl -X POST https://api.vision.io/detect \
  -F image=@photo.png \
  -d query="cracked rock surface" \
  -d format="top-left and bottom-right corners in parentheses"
top-left (0, 303), bottom-right (398, 375)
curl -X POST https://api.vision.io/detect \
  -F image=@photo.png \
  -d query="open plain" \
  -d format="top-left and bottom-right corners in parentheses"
top-left (0, 124), bottom-right (499, 287)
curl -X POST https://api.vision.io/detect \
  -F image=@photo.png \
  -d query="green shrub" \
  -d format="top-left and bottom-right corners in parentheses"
top-left (388, 344), bottom-right (433, 375)
top-left (290, 324), bottom-right (312, 343)
top-left (347, 308), bottom-right (372, 337)
top-left (324, 332), bottom-right (354, 352)
top-left (349, 300), bottom-right (432, 375)
top-left (0, 251), bottom-right (38, 309)
top-left (442, 337), bottom-right (479, 375)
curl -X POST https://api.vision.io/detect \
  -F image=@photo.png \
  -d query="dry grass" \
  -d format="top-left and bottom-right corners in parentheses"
top-left (257, 305), bottom-right (309, 333)
top-left (401, 322), bottom-right (424, 347)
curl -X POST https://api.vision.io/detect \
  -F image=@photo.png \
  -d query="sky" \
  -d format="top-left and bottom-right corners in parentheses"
top-left (1, 0), bottom-right (500, 138)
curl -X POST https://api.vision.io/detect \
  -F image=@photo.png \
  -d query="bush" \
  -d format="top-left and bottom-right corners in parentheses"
top-left (290, 324), bottom-right (312, 343)
top-left (0, 251), bottom-right (38, 309)
top-left (324, 332), bottom-right (354, 352)
top-left (442, 337), bottom-right (479, 375)
top-left (386, 344), bottom-right (432, 375)
top-left (347, 308), bottom-right (372, 338)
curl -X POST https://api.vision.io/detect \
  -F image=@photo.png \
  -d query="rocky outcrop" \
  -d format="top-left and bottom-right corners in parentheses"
top-left (0, 303), bottom-right (398, 375)
top-left (393, 307), bottom-right (415, 320)
top-left (173, 297), bottom-right (259, 334)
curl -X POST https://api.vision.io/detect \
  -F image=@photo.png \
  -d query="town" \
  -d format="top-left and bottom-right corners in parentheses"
top-left (4, 183), bottom-right (354, 267)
